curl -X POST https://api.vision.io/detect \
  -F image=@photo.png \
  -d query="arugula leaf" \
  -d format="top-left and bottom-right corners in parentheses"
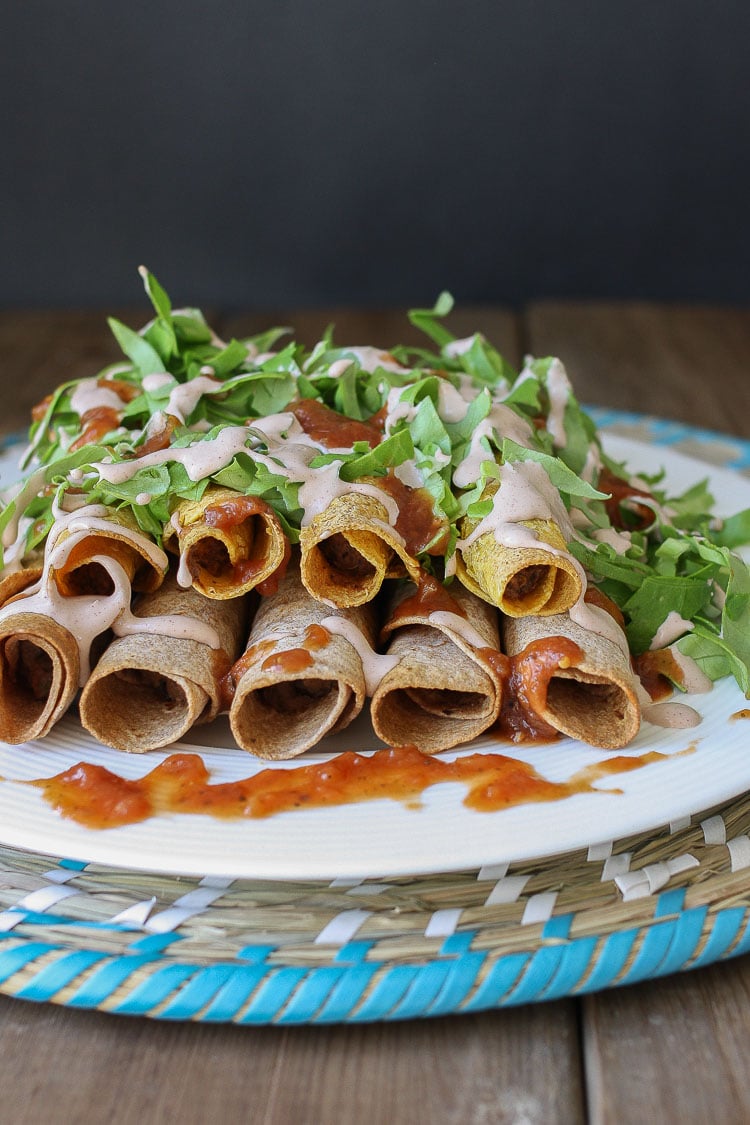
top-left (108, 318), bottom-right (164, 375)
top-left (624, 576), bottom-right (714, 653)
top-left (500, 439), bottom-right (608, 501)
top-left (408, 292), bottom-right (455, 348)
top-left (714, 507), bottom-right (750, 549)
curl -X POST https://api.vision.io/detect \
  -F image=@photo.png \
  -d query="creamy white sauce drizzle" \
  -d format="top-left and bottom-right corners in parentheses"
top-left (437, 379), bottom-right (473, 423)
top-left (444, 333), bottom-right (483, 359)
top-left (2, 467), bottom-right (49, 549)
top-left (93, 426), bottom-right (254, 485)
top-left (248, 412), bottom-right (296, 444)
top-left (46, 504), bottom-right (167, 573)
top-left (393, 459), bottom-right (425, 489)
top-left (297, 461), bottom-right (400, 527)
top-left (142, 372), bottom-right (175, 393)
top-left (668, 646), bottom-right (713, 694)
top-left (580, 442), bottom-right (602, 483)
top-left (383, 387), bottom-right (419, 433)
top-left (327, 358), bottom-right (354, 379)
top-left (335, 347), bottom-right (407, 374)
top-left (165, 375), bottom-right (224, 423)
top-left (458, 460), bottom-right (574, 549)
top-left (0, 516), bottom-right (34, 572)
top-left (643, 702), bottom-right (702, 729)
top-left (568, 597), bottom-right (631, 658)
top-left (0, 554), bottom-right (131, 684)
top-left (176, 552), bottom-right (193, 589)
top-left (69, 379), bottom-right (125, 417)
top-left (452, 405), bottom-right (534, 491)
top-left (114, 608), bottom-right (221, 649)
top-left (426, 611), bottom-right (490, 653)
top-left (320, 616), bottom-right (400, 696)
top-left (649, 611), bottom-right (694, 650)
top-left (592, 526), bottom-right (633, 555)
top-left (0, 505), bottom-right (196, 683)
top-left (544, 358), bottom-right (571, 448)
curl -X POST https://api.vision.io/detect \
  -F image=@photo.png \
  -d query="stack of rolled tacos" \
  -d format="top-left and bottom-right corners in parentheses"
top-left (7, 271), bottom-right (741, 762)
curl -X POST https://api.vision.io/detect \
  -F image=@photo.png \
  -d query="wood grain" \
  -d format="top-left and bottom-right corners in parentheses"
top-left (582, 963), bottom-right (750, 1125)
top-left (0, 997), bottom-right (584, 1125)
top-left (527, 300), bottom-right (750, 1125)
top-left (0, 306), bottom-right (219, 440)
top-left (0, 309), bottom-right (147, 439)
top-left (525, 301), bottom-right (750, 438)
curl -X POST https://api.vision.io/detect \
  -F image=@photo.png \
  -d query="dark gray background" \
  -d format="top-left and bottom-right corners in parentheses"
top-left (3, 1), bottom-right (749, 309)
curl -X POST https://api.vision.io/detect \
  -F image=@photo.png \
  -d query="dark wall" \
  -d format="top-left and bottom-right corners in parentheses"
top-left (3, 1), bottom-right (749, 309)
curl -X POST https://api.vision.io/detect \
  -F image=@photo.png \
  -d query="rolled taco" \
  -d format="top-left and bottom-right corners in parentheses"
top-left (228, 558), bottom-right (375, 759)
top-left (502, 602), bottom-right (641, 749)
top-left (79, 572), bottom-right (249, 753)
top-left (50, 504), bottom-right (167, 596)
top-left (165, 486), bottom-right (290, 600)
top-left (299, 474), bottom-right (447, 607)
top-left (371, 575), bottom-right (504, 753)
top-left (0, 568), bottom-right (80, 743)
top-left (456, 472), bottom-right (582, 617)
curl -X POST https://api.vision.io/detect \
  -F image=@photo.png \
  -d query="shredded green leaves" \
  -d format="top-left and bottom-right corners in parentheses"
top-left (3, 268), bottom-right (750, 697)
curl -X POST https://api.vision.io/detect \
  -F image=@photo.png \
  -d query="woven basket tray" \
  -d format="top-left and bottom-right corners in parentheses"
top-left (0, 415), bottom-right (748, 1023)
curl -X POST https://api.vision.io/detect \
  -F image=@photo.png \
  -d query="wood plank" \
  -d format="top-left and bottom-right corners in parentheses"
top-left (0, 309), bottom-right (148, 439)
top-left (527, 301), bottom-right (750, 1125)
top-left (583, 963), bottom-right (750, 1124)
top-left (525, 301), bottom-right (750, 437)
top-left (0, 306), bottom-right (225, 441)
top-left (0, 304), bottom-right (585, 1125)
top-left (0, 996), bottom-right (584, 1125)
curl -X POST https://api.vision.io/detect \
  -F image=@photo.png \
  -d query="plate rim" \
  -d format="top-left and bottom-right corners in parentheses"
top-left (0, 416), bottom-right (749, 881)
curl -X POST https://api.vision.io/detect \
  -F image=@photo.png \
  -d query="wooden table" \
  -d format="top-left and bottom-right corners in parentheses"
top-left (0, 301), bottom-right (749, 1124)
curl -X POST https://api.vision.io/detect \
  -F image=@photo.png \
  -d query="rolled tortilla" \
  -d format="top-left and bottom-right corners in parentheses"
top-left (228, 558), bottom-right (374, 759)
top-left (51, 506), bottom-right (167, 596)
top-left (0, 568), bottom-right (80, 743)
top-left (165, 486), bottom-right (290, 599)
top-left (371, 576), bottom-right (504, 753)
top-left (79, 572), bottom-right (249, 753)
top-left (299, 491), bottom-right (427, 608)
top-left (457, 512), bottom-right (582, 618)
top-left (502, 608), bottom-right (641, 749)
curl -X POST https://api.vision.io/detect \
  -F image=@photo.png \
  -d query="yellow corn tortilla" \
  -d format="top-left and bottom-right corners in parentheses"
top-left (457, 513), bottom-right (582, 617)
top-left (52, 508), bottom-right (166, 596)
top-left (299, 492), bottom-right (422, 608)
top-left (165, 486), bottom-right (290, 599)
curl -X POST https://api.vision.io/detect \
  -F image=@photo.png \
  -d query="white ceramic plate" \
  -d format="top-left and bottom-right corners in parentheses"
top-left (0, 435), bottom-right (748, 879)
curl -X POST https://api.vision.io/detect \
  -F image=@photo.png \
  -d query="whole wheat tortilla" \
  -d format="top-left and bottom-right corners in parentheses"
top-left (502, 609), bottom-right (641, 749)
top-left (457, 516), bottom-right (582, 617)
top-left (0, 568), bottom-right (80, 743)
top-left (299, 492), bottom-right (421, 607)
top-left (229, 558), bottom-right (374, 759)
top-left (165, 486), bottom-right (290, 599)
top-left (371, 579), bottom-right (504, 753)
top-left (79, 572), bottom-right (249, 753)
